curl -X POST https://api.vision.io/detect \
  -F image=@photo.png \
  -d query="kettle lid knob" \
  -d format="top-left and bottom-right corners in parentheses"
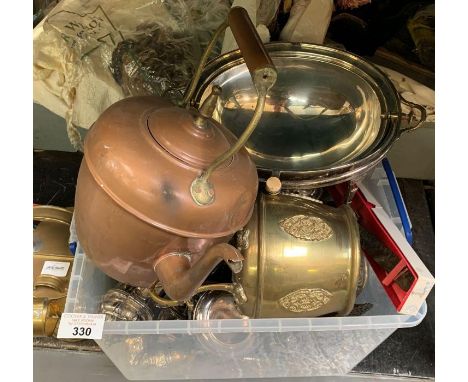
top-left (265, 177), bottom-right (282, 195)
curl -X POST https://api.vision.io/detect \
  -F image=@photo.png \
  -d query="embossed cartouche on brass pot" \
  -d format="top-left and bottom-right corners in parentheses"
top-left (33, 205), bottom-right (74, 337)
top-left (74, 7), bottom-right (278, 301)
top-left (232, 193), bottom-right (363, 318)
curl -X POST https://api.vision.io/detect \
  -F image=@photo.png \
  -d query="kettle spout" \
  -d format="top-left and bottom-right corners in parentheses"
top-left (154, 243), bottom-right (243, 301)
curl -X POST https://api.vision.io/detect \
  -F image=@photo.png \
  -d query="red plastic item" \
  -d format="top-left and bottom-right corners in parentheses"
top-left (328, 183), bottom-right (418, 312)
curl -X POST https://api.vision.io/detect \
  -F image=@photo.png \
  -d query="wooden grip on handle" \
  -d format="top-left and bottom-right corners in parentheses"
top-left (228, 6), bottom-right (275, 76)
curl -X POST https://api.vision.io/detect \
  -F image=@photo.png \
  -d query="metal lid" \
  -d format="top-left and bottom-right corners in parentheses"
top-left (147, 106), bottom-right (232, 168)
top-left (195, 43), bottom-right (401, 182)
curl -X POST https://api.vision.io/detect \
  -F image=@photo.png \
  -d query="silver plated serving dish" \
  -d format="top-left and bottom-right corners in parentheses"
top-left (193, 43), bottom-right (426, 189)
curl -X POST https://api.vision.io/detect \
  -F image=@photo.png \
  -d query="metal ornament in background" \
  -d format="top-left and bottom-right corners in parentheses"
top-left (193, 42), bottom-right (427, 190)
top-left (74, 7), bottom-right (278, 303)
top-left (33, 205), bottom-right (74, 337)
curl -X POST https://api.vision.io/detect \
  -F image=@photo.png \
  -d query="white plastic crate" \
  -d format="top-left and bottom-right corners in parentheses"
top-left (64, 244), bottom-right (426, 380)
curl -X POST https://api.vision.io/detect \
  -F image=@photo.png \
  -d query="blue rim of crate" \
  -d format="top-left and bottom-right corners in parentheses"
top-left (382, 158), bottom-right (413, 245)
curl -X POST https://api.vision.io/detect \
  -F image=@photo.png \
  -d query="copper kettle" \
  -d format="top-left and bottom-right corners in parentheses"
top-left (74, 7), bottom-right (277, 301)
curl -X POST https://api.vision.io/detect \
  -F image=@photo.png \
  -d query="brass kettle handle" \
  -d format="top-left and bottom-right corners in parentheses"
top-left (227, 7), bottom-right (276, 80)
top-left (184, 7), bottom-right (277, 206)
top-left (182, 7), bottom-right (277, 107)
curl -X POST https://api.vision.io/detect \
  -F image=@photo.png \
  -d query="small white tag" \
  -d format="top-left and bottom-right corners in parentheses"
top-left (57, 313), bottom-right (106, 340)
top-left (41, 261), bottom-right (70, 277)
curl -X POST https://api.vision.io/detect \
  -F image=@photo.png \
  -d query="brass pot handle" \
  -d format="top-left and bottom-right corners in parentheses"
top-left (399, 94), bottom-right (427, 134)
top-left (186, 7), bottom-right (277, 205)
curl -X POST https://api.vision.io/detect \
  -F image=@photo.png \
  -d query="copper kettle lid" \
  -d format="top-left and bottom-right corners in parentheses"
top-left (83, 96), bottom-right (259, 238)
top-left (147, 106), bottom-right (232, 168)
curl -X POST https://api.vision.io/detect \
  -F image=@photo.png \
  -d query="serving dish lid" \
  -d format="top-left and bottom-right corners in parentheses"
top-left (195, 43), bottom-right (401, 178)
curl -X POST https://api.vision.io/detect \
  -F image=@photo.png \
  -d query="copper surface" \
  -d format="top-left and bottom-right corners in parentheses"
top-left (154, 243), bottom-right (243, 301)
top-left (78, 96), bottom-right (258, 238)
top-left (74, 8), bottom-right (277, 299)
top-left (148, 106), bottom-right (232, 168)
top-left (75, 160), bottom-right (232, 288)
top-left (75, 96), bottom-right (258, 291)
